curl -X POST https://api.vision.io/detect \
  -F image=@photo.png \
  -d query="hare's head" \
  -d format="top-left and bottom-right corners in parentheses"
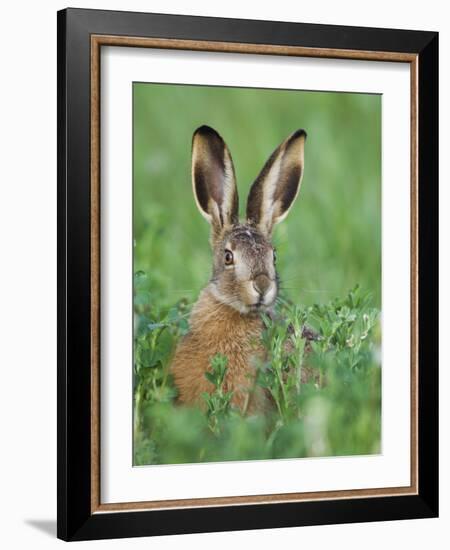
top-left (192, 125), bottom-right (306, 315)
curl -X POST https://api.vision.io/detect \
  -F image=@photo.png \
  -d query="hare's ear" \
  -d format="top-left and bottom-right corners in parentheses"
top-left (192, 126), bottom-right (239, 238)
top-left (246, 129), bottom-right (306, 237)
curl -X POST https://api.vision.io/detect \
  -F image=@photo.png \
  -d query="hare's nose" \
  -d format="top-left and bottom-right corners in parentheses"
top-left (253, 274), bottom-right (271, 296)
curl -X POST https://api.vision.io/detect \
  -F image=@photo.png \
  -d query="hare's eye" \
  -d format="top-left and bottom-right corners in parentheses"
top-left (273, 248), bottom-right (277, 263)
top-left (224, 249), bottom-right (234, 265)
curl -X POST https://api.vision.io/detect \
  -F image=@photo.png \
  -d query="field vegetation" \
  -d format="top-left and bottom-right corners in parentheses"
top-left (133, 83), bottom-right (381, 465)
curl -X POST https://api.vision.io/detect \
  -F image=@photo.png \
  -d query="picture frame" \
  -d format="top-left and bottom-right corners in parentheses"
top-left (57, 7), bottom-right (438, 541)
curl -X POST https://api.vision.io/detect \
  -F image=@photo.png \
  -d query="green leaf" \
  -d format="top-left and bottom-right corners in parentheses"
top-left (204, 371), bottom-right (217, 385)
top-left (134, 270), bottom-right (149, 290)
top-left (134, 290), bottom-right (151, 307)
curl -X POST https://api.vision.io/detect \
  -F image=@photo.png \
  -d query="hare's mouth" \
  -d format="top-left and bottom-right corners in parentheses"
top-left (249, 299), bottom-right (273, 311)
top-left (246, 292), bottom-right (277, 313)
top-left (248, 303), bottom-right (267, 313)
top-left (230, 300), bottom-right (267, 315)
top-left (240, 282), bottom-right (277, 314)
top-left (208, 282), bottom-right (276, 315)
top-left (249, 296), bottom-right (266, 309)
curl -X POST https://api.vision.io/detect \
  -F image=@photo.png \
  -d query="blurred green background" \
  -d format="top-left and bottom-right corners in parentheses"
top-left (133, 83), bottom-right (381, 309)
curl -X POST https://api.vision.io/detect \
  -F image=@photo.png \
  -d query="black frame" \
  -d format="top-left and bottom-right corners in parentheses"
top-left (57, 7), bottom-right (438, 541)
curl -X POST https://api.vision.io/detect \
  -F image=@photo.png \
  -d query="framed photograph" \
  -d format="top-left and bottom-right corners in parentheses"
top-left (57, 8), bottom-right (438, 541)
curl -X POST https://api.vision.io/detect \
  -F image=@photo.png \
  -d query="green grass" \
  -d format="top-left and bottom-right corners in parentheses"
top-left (133, 283), bottom-right (381, 465)
top-left (133, 83), bottom-right (382, 465)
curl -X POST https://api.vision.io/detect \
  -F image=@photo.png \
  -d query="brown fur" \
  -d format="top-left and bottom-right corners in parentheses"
top-left (171, 287), bottom-right (270, 414)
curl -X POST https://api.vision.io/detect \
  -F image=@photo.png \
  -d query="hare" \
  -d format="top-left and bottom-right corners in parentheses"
top-left (171, 125), bottom-right (307, 414)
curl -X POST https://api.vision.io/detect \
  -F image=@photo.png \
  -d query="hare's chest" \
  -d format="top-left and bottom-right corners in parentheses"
top-left (170, 304), bottom-right (268, 412)
top-left (207, 323), bottom-right (263, 369)
top-left (217, 338), bottom-right (263, 375)
top-left (207, 333), bottom-right (267, 413)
